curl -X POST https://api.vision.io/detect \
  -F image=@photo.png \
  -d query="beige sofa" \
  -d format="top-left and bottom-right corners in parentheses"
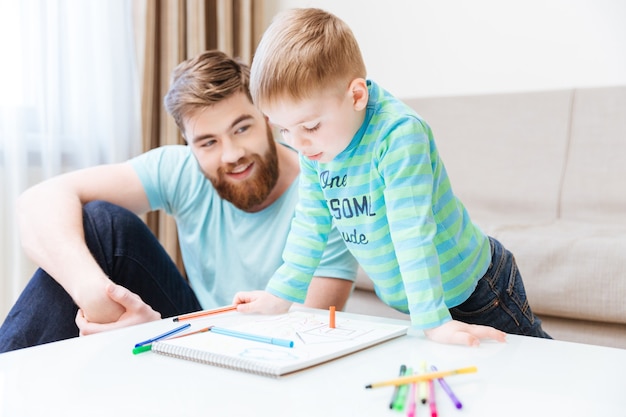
top-left (344, 85), bottom-right (626, 349)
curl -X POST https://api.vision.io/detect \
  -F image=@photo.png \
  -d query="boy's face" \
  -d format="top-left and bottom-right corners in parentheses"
top-left (263, 83), bottom-right (366, 163)
top-left (183, 92), bottom-right (279, 211)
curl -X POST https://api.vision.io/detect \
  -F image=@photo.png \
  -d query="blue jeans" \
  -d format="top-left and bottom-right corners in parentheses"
top-left (450, 237), bottom-right (551, 338)
top-left (0, 201), bottom-right (202, 353)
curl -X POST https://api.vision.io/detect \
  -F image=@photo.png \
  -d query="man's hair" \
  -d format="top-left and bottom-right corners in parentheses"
top-left (164, 50), bottom-right (251, 133)
top-left (250, 8), bottom-right (366, 108)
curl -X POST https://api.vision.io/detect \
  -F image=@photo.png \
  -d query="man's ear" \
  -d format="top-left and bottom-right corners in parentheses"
top-left (348, 78), bottom-right (368, 111)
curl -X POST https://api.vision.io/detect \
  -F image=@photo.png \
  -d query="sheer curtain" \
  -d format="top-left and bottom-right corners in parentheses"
top-left (0, 0), bottom-right (141, 319)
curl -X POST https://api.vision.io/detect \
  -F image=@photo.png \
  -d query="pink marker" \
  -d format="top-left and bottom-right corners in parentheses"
top-left (429, 379), bottom-right (437, 417)
top-left (407, 381), bottom-right (417, 417)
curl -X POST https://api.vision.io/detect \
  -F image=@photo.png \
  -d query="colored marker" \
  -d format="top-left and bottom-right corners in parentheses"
top-left (431, 365), bottom-right (463, 409)
top-left (388, 364), bottom-right (406, 409)
top-left (364, 366), bottom-right (478, 389)
top-left (407, 378), bottom-right (418, 417)
top-left (428, 379), bottom-right (438, 417)
top-left (173, 305), bottom-right (237, 322)
top-left (329, 305), bottom-right (336, 328)
top-left (132, 344), bottom-right (153, 355)
top-left (134, 323), bottom-right (191, 347)
top-left (210, 326), bottom-right (294, 348)
top-left (392, 367), bottom-right (412, 411)
top-left (169, 326), bottom-right (212, 340)
top-left (132, 326), bottom-right (212, 355)
top-left (419, 360), bottom-right (428, 404)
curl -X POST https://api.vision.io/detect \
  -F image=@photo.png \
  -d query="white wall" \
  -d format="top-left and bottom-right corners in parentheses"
top-left (263, 0), bottom-right (626, 99)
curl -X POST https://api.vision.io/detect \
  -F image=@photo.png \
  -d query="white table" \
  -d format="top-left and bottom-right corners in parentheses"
top-left (0, 309), bottom-right (624, 417)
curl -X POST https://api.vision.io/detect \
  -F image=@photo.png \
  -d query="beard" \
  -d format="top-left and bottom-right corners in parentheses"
top-left (208, 131), bottom-right (279, 211)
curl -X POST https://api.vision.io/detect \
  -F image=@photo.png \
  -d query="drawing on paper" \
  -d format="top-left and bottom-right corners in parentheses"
top-left (245, 312), bottom-right (376, 345)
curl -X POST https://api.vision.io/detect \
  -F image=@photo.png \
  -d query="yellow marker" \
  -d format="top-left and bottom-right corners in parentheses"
top-left (364, 366), bottom-right (477, 389)
top-left (419, 360), bottom-right (428, 404)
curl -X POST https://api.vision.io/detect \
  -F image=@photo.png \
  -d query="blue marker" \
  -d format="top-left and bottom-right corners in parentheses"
top-left (134, 323), bottom-right (191, 348)
top-left (210, 326), bottom-right (294, 348)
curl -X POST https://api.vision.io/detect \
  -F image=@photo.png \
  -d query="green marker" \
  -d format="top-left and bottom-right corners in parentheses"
top-left (392, 366), bottom-right (412, 411)
top-left (132, 344), bottom-right (152, 355)
top-left (389, 364), bottom-right (407, 408)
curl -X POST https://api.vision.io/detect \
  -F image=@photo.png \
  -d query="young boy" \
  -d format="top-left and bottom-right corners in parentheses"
top-left (234, 8), bottom-right (550, 346)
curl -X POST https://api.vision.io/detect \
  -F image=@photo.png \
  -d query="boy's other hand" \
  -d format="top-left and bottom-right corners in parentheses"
top-left (233, 290), bottom-right (292, 314)
top-left (423, 319), bottom-right (507, 347)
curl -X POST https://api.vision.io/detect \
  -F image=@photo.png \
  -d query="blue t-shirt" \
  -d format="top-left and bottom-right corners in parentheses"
top-left (129, 145), bottom-right (357, 309)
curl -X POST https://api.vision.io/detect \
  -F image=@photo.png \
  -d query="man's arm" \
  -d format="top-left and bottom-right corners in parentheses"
top-left (16, 162), bottom-right (151, 324)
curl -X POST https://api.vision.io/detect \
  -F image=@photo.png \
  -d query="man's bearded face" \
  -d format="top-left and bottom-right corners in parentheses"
top-left (207, 131), bottom-right (279, 211)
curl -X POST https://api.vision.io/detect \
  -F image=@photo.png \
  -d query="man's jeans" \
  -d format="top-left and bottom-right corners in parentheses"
top-left (0, 201), bottom-right (202, 353)
top-left (450, 237), bottom-right (551, 338)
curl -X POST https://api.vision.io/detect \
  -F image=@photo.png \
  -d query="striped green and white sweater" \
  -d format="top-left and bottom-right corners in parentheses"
top-left (266, 80), bottom-right (491, 329)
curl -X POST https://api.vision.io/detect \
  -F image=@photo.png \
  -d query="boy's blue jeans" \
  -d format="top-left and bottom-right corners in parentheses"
top-left (450, 237), bottom-right (551, 338)
top-left (0, 201), bottom-right (202, 353)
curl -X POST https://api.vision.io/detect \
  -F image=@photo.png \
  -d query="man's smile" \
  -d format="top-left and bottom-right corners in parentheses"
top-left (227, 161), bottom-right (254, 179)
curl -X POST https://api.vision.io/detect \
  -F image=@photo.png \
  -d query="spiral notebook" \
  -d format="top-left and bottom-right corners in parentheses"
top-left (151, 309), bottom-right (409, 377)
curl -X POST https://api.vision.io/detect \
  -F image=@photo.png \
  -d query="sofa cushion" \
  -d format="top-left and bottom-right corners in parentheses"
top-left (560, 86), bottom-right (626, 223)
top-left (490, 220), bottom-right (626, 324)
top-left (403, 90), bottom-right (572, 226)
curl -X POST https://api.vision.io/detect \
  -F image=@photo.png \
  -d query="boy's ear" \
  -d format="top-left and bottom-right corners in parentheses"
top-left (348, 78), bottom-right (368, 111)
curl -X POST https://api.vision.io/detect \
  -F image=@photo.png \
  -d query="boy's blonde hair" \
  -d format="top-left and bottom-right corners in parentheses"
top-left (250, 8), bottom-right (366, 108)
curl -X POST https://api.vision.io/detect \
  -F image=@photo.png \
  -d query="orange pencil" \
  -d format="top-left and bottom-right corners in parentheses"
top-left (329, 306), bottom-right (336, 328)
top-left (169, 326), bottom-right (212, 339)
top-left (173, 305), bottom-right (237, 322)
top-left (365, 366), bottom-right (478, 389)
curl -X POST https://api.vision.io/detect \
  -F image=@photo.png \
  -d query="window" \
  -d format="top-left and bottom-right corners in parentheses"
top-left (0, 0), bottom-right (141, 314)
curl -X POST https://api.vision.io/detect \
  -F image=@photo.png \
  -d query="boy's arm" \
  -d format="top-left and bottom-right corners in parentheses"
top-left (379, 120), bottom-right (449, 328)
top-left (17, 162), bottom-right (151, 324)
top-left (233, 290), bottom-right (293, 314)
top-left (238, 156), bottom-right (347, 313)
top-left (265, 156), bottom-right (337, 303)
top-left (304, 277), bottom-right (353, 310)
top-left (236, 277), bottom-right (353, 314)
top-left (305, 202), bottom-right (359, 310)
top-left (381, 118), bottom-right (504, 346)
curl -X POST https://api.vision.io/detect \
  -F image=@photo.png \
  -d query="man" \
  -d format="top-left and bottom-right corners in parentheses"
top-left (0, 50), bottom-right (357, 353)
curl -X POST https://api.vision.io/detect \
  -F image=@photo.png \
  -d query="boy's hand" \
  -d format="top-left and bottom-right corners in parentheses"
top-left (423, 319), bottom-right (507, 347)
top-left (76, 283), bottom-right (161, 336)
top-left (233, 290), bottom-right (292, 314)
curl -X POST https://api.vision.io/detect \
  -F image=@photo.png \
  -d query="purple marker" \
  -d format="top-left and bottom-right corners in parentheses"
top-left (431, 365), bottom-right (463, 409)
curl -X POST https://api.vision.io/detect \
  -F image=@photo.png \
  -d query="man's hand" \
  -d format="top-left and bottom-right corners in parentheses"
top-left (76, 283), bottom-right (161, 336)
top-left (233, 290), bottom-right (292, 314)
top-left (423, 319), bottom-right (507, 347)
